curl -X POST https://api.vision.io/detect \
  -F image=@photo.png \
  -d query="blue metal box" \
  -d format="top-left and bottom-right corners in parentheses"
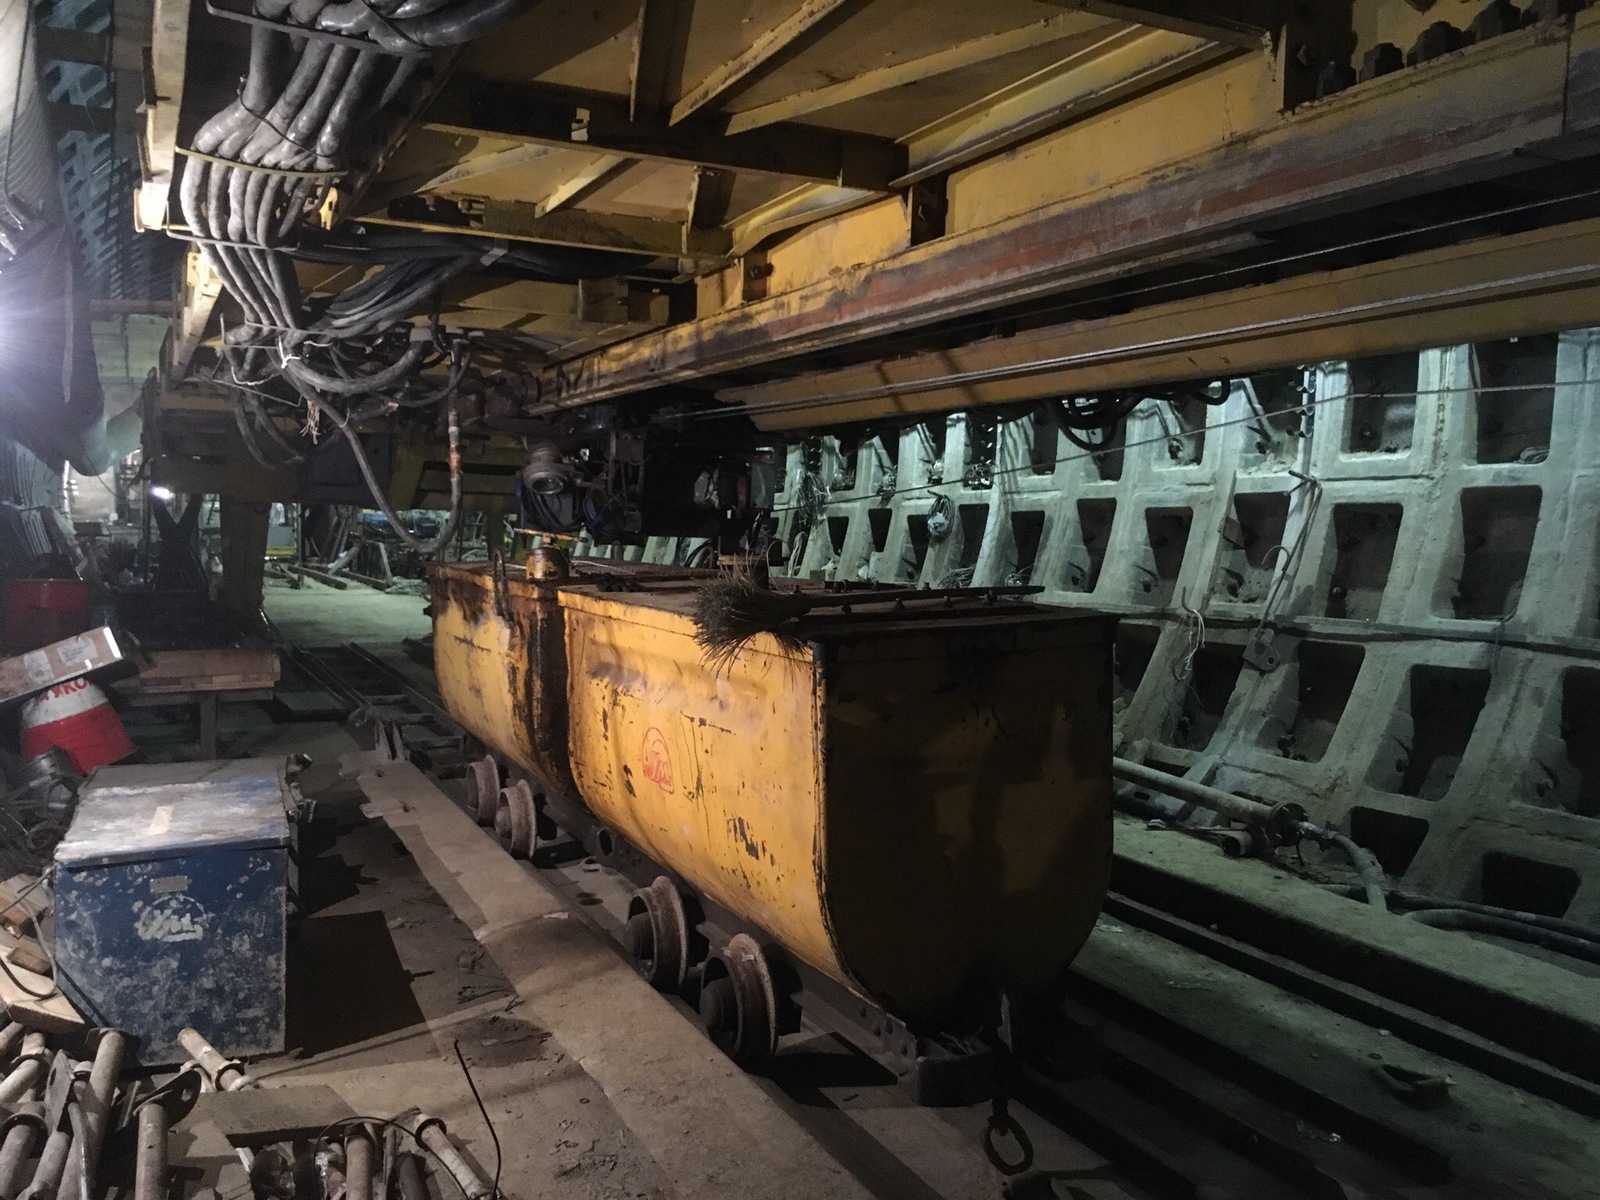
top-left (52, 759), bottom-right (292, 1063)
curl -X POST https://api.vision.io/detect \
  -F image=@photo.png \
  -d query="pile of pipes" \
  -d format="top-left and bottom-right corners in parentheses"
top-left (0, 1023), bottom-right (132, 1200)
top-left (177, 1028), bottom-right (495, 1200)
top-left (0, 1026), bottom-right (496, 1200)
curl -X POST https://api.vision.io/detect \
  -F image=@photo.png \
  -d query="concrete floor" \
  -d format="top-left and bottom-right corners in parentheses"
top-left (263, 576), bottom-right (433, 647)
top-left (159, 583), bottom-right (674, 1200)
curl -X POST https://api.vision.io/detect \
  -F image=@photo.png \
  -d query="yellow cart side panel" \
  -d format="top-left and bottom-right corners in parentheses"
top-left (819, 619), bottom-right (1114, 1023)
top-left (428, 564), bottom-right (573, 792)
top-left (560, 590), bottom-right (847, 985)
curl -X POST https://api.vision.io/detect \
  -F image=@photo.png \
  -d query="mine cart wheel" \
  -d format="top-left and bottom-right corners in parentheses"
top-left (627, 877), bottom-right (690, 991)
top-left (494, 780), bottom-right (536, 859)
top-left (699, 933), bottom-right (777, 1070)
top-left (466, 757), bottom-right (501, 825)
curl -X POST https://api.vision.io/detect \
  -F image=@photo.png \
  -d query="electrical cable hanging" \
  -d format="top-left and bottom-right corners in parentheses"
top-left (175, 0), bottom-right (536, 542)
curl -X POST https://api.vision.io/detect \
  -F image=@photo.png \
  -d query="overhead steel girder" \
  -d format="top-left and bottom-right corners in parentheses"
top-left (420, 81), bottom-right (906, 190)
top-left (1039, 0), bottom-right (1281, 48)
top-left (668, 0), bottom-right (863, 126)
top-left (529, 18), bottom-right (1595, 411)
top-left (894, 26), bottom-right (1234, 188)
top-left (1046, 0), bottom-right (1353, 107)
top-left (362, 194), bottom-right (732, 261)
top-left (716, 215), bottom-right (1600, 430)
top-left (724, 11), bottom-right (1108, 135)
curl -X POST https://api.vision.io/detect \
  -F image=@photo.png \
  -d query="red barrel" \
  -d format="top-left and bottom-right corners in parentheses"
top-left (20, 678), bottom-right (135, 773)
top-left (1, 580), bottom-right (91, 655)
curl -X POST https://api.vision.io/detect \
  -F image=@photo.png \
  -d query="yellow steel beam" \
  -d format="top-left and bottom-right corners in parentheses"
top-left (1039, 0), bottom-right (1271, 48)
top-left (531, 19), bottom-right (1583, 410)
top-left (669, 0), bottom-right (864, 126)
top-left (728, 183), bottom-right (884, 256)
top-left (364, 195), bottom-right (732, 260)
top-left (133, 0), bottom-right (191, 231)
top-left (630, 0), bottom-right (693, 120)
top-left (896, 25), bottom-right (1233, 186)
top-left (369, 144), bottom-right (559, 209)
top-left (717, 215), bottom-right (1600, 430)
top-left (722, 11), bottom-right (1106, 136)
top-left (169, 247), bottom-right (223, 379)
top-left (422, 80), bottom-right (905, 188)
top-left (533, 155), bottom-right (637, 218)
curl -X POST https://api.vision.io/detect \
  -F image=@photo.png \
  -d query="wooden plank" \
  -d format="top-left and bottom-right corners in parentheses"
top-left (0, 950), bottom-right (85, 1034)
top-left (670, 0), bottom-right (864, 126)
top-left (0, 876), bottom-right (47, 934)
top-left (193, 1085), bottom-right (358, 1146)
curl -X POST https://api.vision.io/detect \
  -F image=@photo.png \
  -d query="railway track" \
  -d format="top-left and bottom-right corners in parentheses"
top-left (320, 643), bottom-right (1598, 1200)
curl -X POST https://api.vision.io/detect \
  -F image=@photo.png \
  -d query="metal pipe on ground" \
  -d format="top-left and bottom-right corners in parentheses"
top-left (411, 1116), bottom-right (492, 1200)
top-left (1111, 756), bottom-right (1388, 910)
top-left (19, 1131), bottom-right (71, 1200)
top-left (178, 1029), bottom-right (254, 1091)
top-left (0, 1036), bottom-right (50, 1105)
top-left (132, 1103), bottom-right (168, 1200)
top-left (344, 1127), bottom-right (374, 1200)
top-left (0, 1094), bottom-right (46, 1200)
top-left (179, 1031), bottom-right (256, 1171)
top-left (56, 1029), bottom-right (128, 1200)
top-left (394, 1153), bottom-right (428, 1200)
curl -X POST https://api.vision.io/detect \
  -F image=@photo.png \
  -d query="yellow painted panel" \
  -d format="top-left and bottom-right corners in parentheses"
top-left (561, 589), bottom-right (843, 980)
top-left (763, 196), bottom-right (909, 301)
top-left (560, 586), bottom-right (1115, 1024)
top-left (947, 52), bottom-right (1278, 232)
top-left (429, 564), bottom-right (576, 792)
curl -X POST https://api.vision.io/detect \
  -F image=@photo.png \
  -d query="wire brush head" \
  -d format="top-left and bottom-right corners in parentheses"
top-left (692, 573), bottom-right (812, 670)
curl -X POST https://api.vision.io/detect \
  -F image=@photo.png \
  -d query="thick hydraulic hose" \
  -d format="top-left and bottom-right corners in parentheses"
top-left (1111, 757), bottom-right (1388, 910)
top-left (306, 394), bottom-right (462, 553)
top-left (282, 341), bottom-right (427, 395)
top-left (1404, 909), bottom-right (1600, 966)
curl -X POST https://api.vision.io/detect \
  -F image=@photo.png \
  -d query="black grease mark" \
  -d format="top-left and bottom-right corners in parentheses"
top-left (621, 764), bottom-right (635, 795)
top-left (729, 816), bottom-right (763, 861)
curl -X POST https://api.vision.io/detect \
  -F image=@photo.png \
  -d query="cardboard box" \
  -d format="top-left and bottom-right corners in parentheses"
top-left (0, 626), bottom-right (124, 704)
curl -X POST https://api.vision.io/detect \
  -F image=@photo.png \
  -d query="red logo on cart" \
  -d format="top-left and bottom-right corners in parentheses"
top-left (641, 727), bottom-right (674, 793)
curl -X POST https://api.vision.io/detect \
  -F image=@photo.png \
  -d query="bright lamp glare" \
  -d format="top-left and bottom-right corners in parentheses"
top-left (150, 485), bottom-right (174, 501)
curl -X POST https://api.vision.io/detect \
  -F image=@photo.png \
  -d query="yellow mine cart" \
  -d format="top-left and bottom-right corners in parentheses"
top-left (431, 557), bottom-right (1114, 1038)
top-left (558, 581), bottom-right (1114, 1028)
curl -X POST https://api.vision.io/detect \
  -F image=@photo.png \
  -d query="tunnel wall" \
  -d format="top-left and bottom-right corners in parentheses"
top-left (593, 331), bottom-right (1600, 924)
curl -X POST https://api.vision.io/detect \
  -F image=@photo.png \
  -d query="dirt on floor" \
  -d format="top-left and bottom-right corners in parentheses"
top-left (163, 718), bottom-right (670, 1200)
